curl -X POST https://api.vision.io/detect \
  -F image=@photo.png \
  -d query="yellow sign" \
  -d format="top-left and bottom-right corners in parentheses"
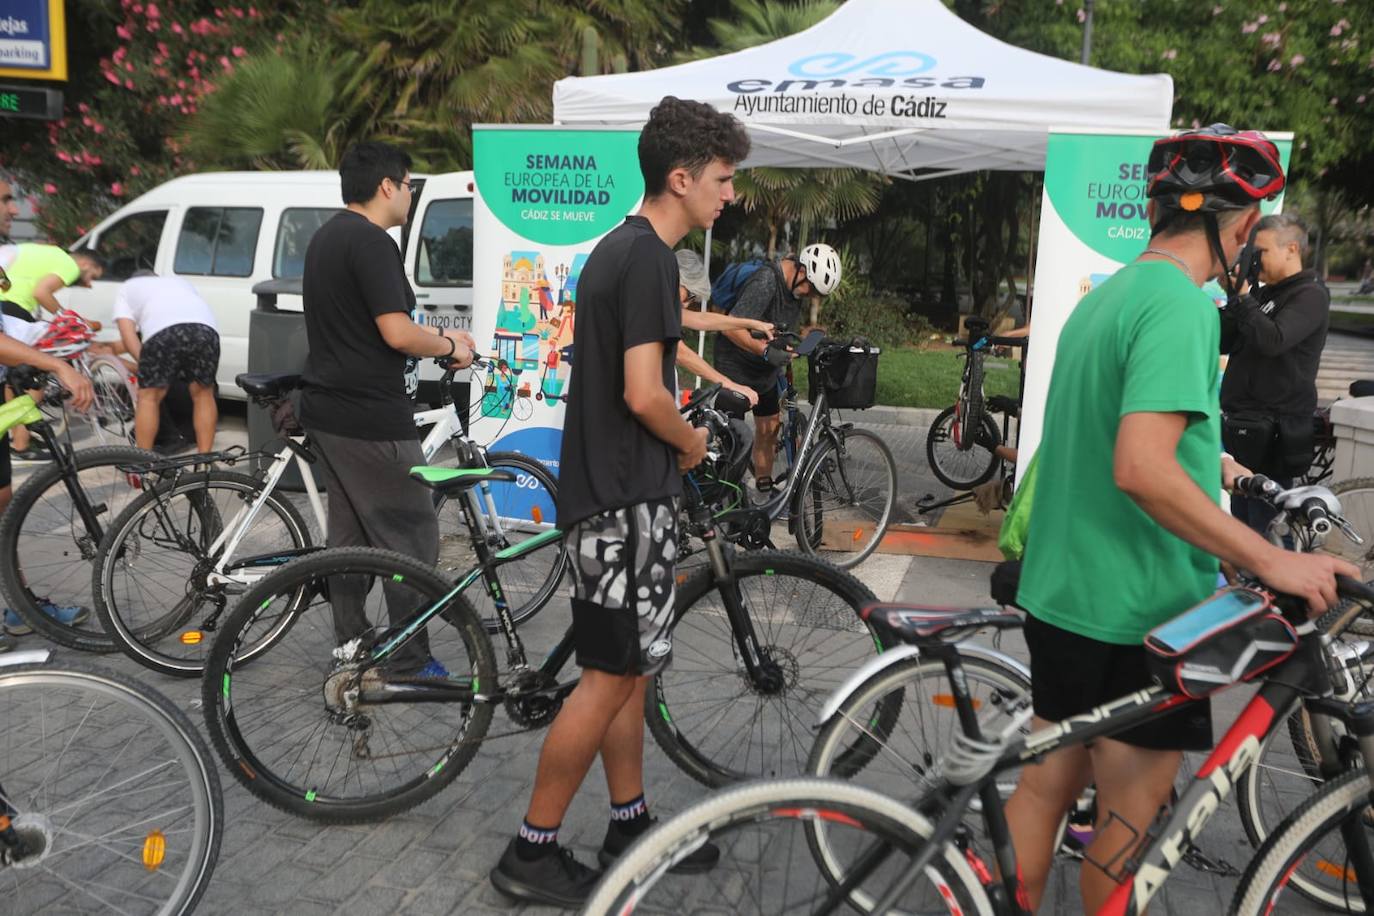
top-left (0, 0), bottom-right (68, 82)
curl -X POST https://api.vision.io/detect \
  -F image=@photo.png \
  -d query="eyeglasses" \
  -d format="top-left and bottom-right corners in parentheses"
top-left (392, 177), bottom-right (415, 192)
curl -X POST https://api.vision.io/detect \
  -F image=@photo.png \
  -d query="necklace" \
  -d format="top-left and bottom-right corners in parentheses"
top-left (1142, 248), bottom-right (1196, 284)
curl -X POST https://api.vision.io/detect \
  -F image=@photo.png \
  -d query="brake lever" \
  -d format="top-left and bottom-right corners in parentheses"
top-left (1335, 514), bottom-right (1366, 546)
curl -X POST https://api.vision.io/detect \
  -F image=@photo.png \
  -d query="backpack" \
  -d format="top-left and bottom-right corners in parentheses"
top-left (711, 258), bottom-right (780, 314)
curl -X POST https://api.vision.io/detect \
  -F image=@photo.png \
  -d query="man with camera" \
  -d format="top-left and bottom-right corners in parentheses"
top-left (1220, 212), bottom-right (1330, 531)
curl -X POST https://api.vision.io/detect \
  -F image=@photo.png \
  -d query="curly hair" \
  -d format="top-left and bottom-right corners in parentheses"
top-left (638, 96), bottom-right (751, 197)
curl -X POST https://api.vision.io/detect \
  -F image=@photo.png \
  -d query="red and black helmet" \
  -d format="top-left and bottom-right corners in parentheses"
top-left (1146, 124), bottom-right (1285, 213)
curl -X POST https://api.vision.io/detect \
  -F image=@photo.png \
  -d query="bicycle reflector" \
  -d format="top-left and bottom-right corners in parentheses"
top-left (531, 507), bottom-right (543, 525)
top-left (143, 829), bottom-right (167, 870)
top-left (180, 631), bottom-right (204, 645)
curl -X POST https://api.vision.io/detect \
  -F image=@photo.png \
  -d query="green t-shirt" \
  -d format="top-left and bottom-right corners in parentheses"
top-left (1018, 260), bottom-right (1221, 645)
top-left (3, 244), bottom-right (81, 315)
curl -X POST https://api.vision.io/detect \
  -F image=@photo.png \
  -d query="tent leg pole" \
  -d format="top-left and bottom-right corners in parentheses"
top-left (694, 226), bottom-right (713, 389)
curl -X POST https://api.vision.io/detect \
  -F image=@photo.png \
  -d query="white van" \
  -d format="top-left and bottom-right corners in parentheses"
top-left (60, 170), bottom-right (476, 400)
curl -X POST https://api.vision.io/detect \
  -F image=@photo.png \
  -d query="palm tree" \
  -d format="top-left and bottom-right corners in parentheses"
top-left (683, 0), bottom-right (838, 57)
top-left (185, 43), bottom-right (360, 170)
top-left (734, 167), bottom-right (885, 258)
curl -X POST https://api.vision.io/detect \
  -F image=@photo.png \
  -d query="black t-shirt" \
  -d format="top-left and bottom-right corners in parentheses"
top-left (557, 216), bottom-right (682, 527)
top-left (713, 261), bottom-right (801, 386)
top-left (299, 210), bottom-right (420, 440)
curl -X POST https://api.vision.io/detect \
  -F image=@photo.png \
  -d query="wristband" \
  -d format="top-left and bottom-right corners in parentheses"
top-left (445, 336), bottom-right (457, 358)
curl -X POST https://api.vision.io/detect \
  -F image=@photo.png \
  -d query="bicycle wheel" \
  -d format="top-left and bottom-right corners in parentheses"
top-left (433, 450), bottom-right (566, 632)
top-left (584, 776), bottom-right (993, 916)
top-left (85, 354), bottom-right (138, 444)
top-left (1323, 478), bottom-right (1374, 637)
top-left (0, 661), bottom-right (222, 915)
top-left (794, 428), bottom-right (898, 569)
top-left (926, 405), bottom-right (1001, 491)
top-left (808, 652), bottom-right (1031, 799)
top-left (647, 550), bottom-right (899, 787)
top-left (202, 547), bottom-right (497, 822)
top-left (1231, 767), bottom-right (1374, 914)
top-left (1238, 635), bottom-right (1374, 865)
top-left (0, 444), bottom-right (156, 651)
top-left (94, 470), bottom-right (314, 677)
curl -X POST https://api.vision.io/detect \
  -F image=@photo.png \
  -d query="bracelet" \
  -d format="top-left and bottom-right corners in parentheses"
top-left (445, 336), bottom-right (457, 358)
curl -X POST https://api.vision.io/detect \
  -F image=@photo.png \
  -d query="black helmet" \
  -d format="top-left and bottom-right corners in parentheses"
top-left (1147, 124), bottom-right (1285, 214)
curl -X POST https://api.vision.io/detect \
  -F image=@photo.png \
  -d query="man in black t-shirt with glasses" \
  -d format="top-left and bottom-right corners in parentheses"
top-left (300, 141), bottom-right (476, 676)
top-left (490, 98), bottom-right (751, 907)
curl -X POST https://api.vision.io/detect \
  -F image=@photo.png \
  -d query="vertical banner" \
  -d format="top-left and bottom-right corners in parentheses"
top-left (470, 126), bottom-right (644, 519)
top-left (1018, 128), bottom-right (1293, 474)
top-left (0, 0), bottom-right (67, 80)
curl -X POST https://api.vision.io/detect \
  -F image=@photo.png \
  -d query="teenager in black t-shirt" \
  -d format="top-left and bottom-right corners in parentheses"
top-left (300, 142), bottom-right (476, 674)
top-left (490, 98), bottom-right (751, 907)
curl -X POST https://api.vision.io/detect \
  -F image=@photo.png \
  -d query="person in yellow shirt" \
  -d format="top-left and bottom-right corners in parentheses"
top-left (0, 244), bottom-right (105, 459)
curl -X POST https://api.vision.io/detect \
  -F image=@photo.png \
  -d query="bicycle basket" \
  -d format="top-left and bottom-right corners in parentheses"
top-left (1143, 587), bottom-right (1298, 700)
top-left (809, 340), bottom-right (880, 410)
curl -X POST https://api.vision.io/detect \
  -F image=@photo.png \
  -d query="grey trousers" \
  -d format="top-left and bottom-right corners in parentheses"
top-left (308, 428), bottom-right (439, 671)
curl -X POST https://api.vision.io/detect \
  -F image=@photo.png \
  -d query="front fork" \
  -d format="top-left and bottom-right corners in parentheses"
top-left (697, 511), bottom-right (782, 692)
top-left (1306, 697), bottom-right (1374, 905)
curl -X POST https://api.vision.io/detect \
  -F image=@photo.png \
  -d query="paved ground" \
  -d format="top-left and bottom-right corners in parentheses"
top-left (13, 325), bottom-right (1374, 915)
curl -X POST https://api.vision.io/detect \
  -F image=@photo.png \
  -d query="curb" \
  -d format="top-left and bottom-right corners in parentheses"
top-left (799, 402), bottom-right (943, 428)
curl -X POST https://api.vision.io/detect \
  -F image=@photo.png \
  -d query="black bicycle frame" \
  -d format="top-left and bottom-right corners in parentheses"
top-left (835, 627), bottom-right (1374, 916)
top-left (34, 421), bottom-right (109, 550)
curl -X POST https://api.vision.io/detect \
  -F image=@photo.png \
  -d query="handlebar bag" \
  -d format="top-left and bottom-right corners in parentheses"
top-left (1144, 587), bottom-right (1298, 700)
top-left (809, 341), bottom-right (879, 410)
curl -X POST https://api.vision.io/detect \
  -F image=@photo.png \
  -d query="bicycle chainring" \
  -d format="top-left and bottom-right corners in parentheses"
top-left (504, 670), bottom-right (563, 728)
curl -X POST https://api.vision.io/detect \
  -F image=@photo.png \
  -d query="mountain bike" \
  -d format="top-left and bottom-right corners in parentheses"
top-left (91, 360), bottom-right (563, 677)
top-left (24, 309), bottom-right (138, 445)
top-left (586, 567), bottom-right (1374, 916)
top-left (0, 366), bottom-right (154, 651)
top-left (696, 331), bottom-right (897, 569)
top-left (201, 384), bottom-right (898, 822)
top-left (924, 316), bottom-right (1026, 493)
top-left (0, 648), bottom-right (222, 914)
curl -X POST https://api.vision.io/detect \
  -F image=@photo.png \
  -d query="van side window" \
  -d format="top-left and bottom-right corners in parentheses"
top-left (174, 206), bottom-right (264, 277)
top-left (274, 208), bottom-right (341, 279)
top-left (416, 199), bottom-right (473, 287)
top-left (92, 210), bottom-right (168, 281)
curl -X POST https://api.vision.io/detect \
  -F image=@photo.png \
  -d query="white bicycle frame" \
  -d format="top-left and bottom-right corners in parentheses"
top-left (201, 400), bottom-right (542, 588)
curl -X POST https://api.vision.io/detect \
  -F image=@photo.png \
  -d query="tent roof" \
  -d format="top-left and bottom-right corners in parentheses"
top-left (553, 0), bottom-right (1173, 178)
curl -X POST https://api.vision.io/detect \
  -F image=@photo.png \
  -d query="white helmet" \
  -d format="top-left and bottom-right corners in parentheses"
top-left (799, 243), bottom-right (841, 295)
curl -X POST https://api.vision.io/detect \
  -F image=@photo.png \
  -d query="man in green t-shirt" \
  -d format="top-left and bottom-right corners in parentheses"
top-left (1004, 125), bottom-right (1357, 912)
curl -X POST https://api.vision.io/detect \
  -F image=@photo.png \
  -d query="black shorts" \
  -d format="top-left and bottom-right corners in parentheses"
top-left (0, 431), bottom-right (9, 488)
top-left (719, 367), bottom-right (782, 418)
top-left (1023, 613), bottom-right (1213, 751)
top-left (566, 497), bottom-right (680, 676)
top-left (138, 323), bottom-right (220, 389)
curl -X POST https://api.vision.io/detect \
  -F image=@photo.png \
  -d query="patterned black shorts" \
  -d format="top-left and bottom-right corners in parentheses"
top-left (566, 497), bottom-right (680, 676)
top-left (138, 323), bottom-right (220, 389)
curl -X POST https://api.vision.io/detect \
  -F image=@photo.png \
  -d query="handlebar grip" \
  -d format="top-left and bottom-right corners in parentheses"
top-left (1302, 497), bottom-right (1330, 524)
top-left (1337, 575), bottom-right (1374, 603)
top-left (1233, 474), bottom-right (1278, 499)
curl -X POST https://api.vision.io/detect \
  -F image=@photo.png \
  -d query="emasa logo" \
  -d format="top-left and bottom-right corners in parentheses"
top-left (728, 49), bottom-right (985, 95)
top-left (789, 51), bottom-right (937, 79)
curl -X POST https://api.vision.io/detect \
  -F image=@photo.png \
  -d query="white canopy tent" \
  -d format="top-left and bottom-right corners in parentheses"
top-left (553, 0), bottom-right (1174, 180)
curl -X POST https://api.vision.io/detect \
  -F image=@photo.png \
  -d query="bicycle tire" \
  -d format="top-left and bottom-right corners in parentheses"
top-left (958, 353), bottom-right (988, 451)
top-left (583, 776), bottom-right (993, 916)
top-left (202, 547), bottom-right (497, 823)
top-left (1231, 767), bottom-right (1374, 914)
top-left (793, 428), bottom-right (898, 568)
top-left (94, 470), bottom-right (314, 677)
top-left (1322, 477), bottom-right (1374, 638)
top-left (0, 444), bottom-right (156, 651)
top-left (0, 660), bottom-right (222, 915)
top-left (807, 652), bottom-right (1031, 788)
top-left (433, 450), bottom-right (566, 632)
top-left (646, 550), bottom-right (899, 787)
top-left (85, 353), bottom-right (138, 444)
top-left (926, 404), bottom-right (1001, 491)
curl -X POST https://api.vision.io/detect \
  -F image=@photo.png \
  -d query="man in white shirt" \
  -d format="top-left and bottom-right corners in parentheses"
top-left (113, 272), bottom-right (220, 452)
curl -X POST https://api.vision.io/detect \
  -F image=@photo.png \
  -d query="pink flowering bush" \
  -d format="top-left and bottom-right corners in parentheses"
top-left (0, 0), bottom-right (330, 243)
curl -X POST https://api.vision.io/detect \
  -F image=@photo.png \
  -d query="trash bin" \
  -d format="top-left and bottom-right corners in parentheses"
top-left (246, 278), bottom-right (313, 490)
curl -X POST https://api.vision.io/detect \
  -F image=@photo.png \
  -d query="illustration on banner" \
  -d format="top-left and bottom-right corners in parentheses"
top-left (479, 249), bottom-right (587, 421)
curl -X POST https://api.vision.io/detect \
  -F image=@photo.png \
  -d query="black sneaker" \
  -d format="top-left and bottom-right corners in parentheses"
top-left (490, 838), bottom-right (601, 908)
top-left (9, 445), bottom-right (52, 464)
top-left (598, 819), bottom-right (720, 873)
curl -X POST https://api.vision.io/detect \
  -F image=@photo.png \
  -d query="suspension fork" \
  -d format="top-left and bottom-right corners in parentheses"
top-left (698, 520), bottom-right (779, 689)
top-left (1308, 697), bottom-right (1374, 906)
top-left (40, 426), bottom-right (107, 545)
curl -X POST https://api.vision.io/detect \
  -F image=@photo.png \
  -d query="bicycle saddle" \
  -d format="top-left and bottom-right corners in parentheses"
top-left (862, 603), bottom-right (1023, 644)
top-left (1350, 379), bottom-right (1374, 399)
top-left (409, 465), bottom-right (517, 495)
top-left (236, 372), bottom-right (301, 400)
